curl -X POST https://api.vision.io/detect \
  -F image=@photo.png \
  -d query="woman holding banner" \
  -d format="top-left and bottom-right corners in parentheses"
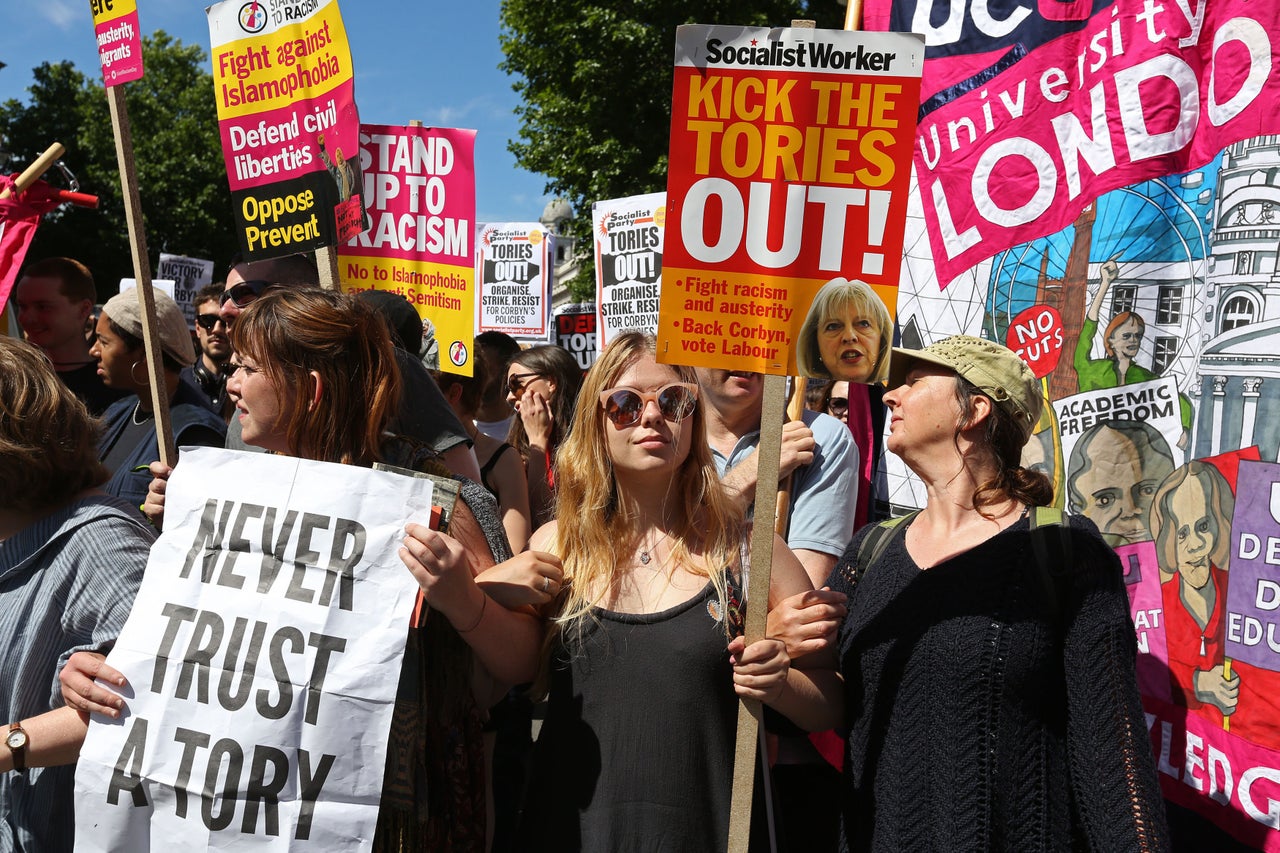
top-left (0, 337), bottom-right (154, 852)
top-left (505, 344), bottom-right (583, 527)
top-left (63, 289), bottom-right (544, 851)
top-left (828, 335), bottom-right (1169, 851)
top-left (515, 331), bottom-right (840, 851)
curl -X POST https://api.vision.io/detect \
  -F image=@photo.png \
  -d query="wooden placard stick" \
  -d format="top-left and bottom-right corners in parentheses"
top-left (773, 377), bottom-right (809, 535)
top-left (727, 371), bottom-right (788, 853)
top-left (726, 16), bottom-right (819, 853)
top-left (0, 142), bottom-right (65, 200)
top-left (106, 85), bottom-right (176, 466)
top-left (317, 246), bottom-right (341, 290)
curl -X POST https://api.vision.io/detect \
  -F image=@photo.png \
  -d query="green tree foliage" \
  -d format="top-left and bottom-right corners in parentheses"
top-left (500, 1), bottom-right (845, 301)
top-left (0, 32), bottom-right (236, 301)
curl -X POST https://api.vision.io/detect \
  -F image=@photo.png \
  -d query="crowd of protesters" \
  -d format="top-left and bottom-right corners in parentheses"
top-left (1, 253), bottom-right (1176, 852)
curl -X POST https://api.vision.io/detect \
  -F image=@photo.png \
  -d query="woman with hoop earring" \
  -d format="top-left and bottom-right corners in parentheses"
top-left (91, 288), bottom-right (225, 511)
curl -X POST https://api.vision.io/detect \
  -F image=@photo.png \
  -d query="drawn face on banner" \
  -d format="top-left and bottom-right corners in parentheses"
top-left (1066, 421), bottom-right (1175, 544)
top-left (1150, 462), bottom-right (1235, 588)
top-left (1106, 315), bottom-right (1145, 360)
top-left (1168, 476), bottom-right (1217, 589)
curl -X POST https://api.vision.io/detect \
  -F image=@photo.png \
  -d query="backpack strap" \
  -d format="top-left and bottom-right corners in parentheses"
top-left (851, 510), bottom-right (919, 588)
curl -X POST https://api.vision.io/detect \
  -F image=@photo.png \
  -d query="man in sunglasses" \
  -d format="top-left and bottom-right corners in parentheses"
top-left (180, 283), bottom-right (234, 419)
top-left (217, 253), bottom-right (482, 483)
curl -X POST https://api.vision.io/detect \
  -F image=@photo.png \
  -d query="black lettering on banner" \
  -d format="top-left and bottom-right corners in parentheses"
top-left (286, 514), bottom-right (328, 605)
top-left (181, 499), bottom-right (235, 582)
top-left (296, 750), bottom-right (337, 841)
top-left (243, 745), bottom-right (289, 836)
top-left (217, 502), bottom-right (265, 590)
top-left (202, 738), bottom-right (244, 831)
top-left (260, 626), bottom-right (303, 719)
top-left (153, 603), bottom-right (198, 691)
top-left (107, 716), bottom-right (149, 807)
top-left (172, 727), bottom-right (211, 818)
top-left (175, 609), bottom-right (225, 704)
top-left (304, 632), bottom-right (347, 725)
top-left (218, 618), bottom-right (269, 711)
top-left (258, 506), bottom-right (300, 593)
top-left (319, 517), bottom-right (363, 610)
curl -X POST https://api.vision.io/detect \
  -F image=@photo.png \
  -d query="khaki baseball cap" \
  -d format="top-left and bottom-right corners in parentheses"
top-left (102, 287), bottom-right (196, 367)
top-left (887, 335), bottom-right (1042, 443)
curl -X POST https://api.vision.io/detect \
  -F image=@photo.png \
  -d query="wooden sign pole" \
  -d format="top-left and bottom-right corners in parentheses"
top-left (106, 85), bottom-right (176, 466)
top-left (726, 16), bottom-right (840, 852)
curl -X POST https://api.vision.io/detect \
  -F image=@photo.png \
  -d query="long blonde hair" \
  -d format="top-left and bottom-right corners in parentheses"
top-left (550, 331), bottom-right (745, 647)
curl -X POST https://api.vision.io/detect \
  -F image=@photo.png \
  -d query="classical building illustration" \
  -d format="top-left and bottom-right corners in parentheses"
top-left (1196, 135), bottom-right (1280, 461)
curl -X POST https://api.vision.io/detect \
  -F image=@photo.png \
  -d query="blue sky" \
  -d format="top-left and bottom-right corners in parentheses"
top-left (0, 0), bottom-right (554, 224)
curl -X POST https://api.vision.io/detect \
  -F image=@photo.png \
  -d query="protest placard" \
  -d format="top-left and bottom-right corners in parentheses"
top-left (339, 125), bottom-right (476, 374)
top-left (207, 0), bottom-right (367, 262)
top-left (157, 254), bottom-right (215, 328)
top-left (475, 222), bottom-right (553, 339)
top-left (657, 25), bottom-right (923, 376)
top-left (92, 0), bottom-right (144, 86)
top-left (554, 303), bottom-right (597, 370)
top-left (74, 447), bottom-right (429, 851)
top-left (593, 192), bottom-right (664, 348)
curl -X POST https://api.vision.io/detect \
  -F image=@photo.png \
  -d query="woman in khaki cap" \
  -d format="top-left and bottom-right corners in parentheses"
top-left (827, 335), bottom-right (1169, 851)
top-left (91, 287), bottom-right (226, 510)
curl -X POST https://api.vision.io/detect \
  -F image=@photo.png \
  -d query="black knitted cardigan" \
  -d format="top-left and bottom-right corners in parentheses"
top-left (828, 514), bottom-right (1170, 852)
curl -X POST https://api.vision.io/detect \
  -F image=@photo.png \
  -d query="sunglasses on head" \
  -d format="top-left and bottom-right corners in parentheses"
top-left (598, 383), bottom-right (699, 428)
top-left (220, 279), bottom-right (275, 309)
top-left (195, 313), bottom-right (225, 331)
top-left (828, 396), bottom-right (849, 416)
top-left (507, 372), bottom-right (543, 398)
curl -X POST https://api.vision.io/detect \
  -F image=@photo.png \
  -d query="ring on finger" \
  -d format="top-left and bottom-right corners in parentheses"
top-left (541, 576), bottom-right (551, 593)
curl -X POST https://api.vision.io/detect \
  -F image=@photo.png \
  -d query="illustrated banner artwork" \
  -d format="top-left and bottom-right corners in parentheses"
top-left (865, 0), bottom-right (1280, 286)
top-left (881, 132), bottom-right (1280, 846)
top-left (592, 192), bottom-right (664, 349)
top-left (207, 0), bottom-right (367, 262)
top-left (475, 222), bottom-right (553, 339)
top-left (338, 124), bottom-right (476, 375)
top-left (91, 0), bottom-right (144, 86)
top-left (74, 448), bottom-right (429, 851)
top-left (657, 24), bottom-right (923, 376)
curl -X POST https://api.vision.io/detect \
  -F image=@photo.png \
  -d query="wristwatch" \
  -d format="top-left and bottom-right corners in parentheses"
top-left (6, 723), bottom-right (28, 772)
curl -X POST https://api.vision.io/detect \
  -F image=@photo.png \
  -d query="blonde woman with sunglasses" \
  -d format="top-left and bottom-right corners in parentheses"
top-left (512, 331), bottom-right (840, 852)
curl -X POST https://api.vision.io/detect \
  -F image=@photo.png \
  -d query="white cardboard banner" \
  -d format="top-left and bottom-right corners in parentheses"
top-left (74, 447), bottom-right (430, 851)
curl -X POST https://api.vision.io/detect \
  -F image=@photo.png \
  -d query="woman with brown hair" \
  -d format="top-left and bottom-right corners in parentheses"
top-left (504, 344), bottom-right (583, 527)
top-left (63, 289), bottom-right (542, 851)
top-left (0, 337), bottom-right (154, 852)
top-left (829, 335), bottom-right (1168, 851)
